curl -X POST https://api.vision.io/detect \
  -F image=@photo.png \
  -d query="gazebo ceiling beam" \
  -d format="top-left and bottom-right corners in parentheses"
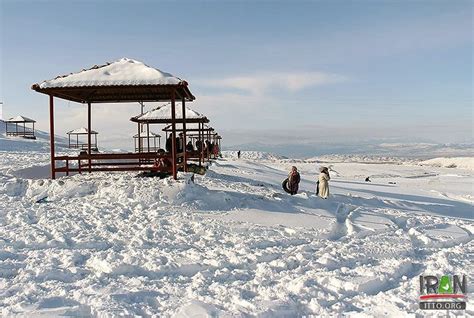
top-left (131, 118), bottom-right (209, 124)
top-left (32, 85), bottom-right (195, 104)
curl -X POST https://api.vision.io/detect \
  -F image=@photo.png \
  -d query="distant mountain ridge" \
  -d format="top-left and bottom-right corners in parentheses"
top-left (224, 141), bottom-right (474, 159)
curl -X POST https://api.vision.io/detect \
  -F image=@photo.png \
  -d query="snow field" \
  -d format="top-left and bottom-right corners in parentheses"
top-left (0, 149), bottom-right (473, 316)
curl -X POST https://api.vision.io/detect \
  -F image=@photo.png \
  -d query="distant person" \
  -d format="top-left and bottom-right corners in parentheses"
top-left (237, 150), bottom-right (241, 159)
top-left (196, 140), bottom-right (202, 152)
top-left (165, 135), bottom-right (173, 153)
top-left (365, 176), bottom-right (371, 182)
top-left (287, 166), bottom-right (301, 195)
top-left (154, 150), bottom-right (171, 169)
top-left (177, 133), bottom-right (184, 153)
top-left (205, 140), bottom-right (211, 157)
top-left (186, 141), bottom-right (194, 152)
top-left (318, 167), bottom-right (330, 199)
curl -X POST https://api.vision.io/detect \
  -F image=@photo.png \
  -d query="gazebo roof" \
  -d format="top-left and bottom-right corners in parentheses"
top-left (162, 124), bottom-right (214, 132)
top-left (6, 115), bottom-right (36, 123)
top-left (31, 58), bottom-right (195, 103)
top-left (67, 127), bottom-right (98, 135)
top-left (133, 131), bottom-right (161, 138)
top-left (131, 104), bottom-right (209, 124)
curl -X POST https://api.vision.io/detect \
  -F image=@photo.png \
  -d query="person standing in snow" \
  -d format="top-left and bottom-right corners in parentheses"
top-left (318, 167), bottom-right (330, 199)
top-left (287, 166), bottom-right (301, 195)
top-left (186, 141), bottom-right (194, 152)
top-left (165, 135), bottom-right (173, 153)
top-left (237, 150), bottom-right (241, 159)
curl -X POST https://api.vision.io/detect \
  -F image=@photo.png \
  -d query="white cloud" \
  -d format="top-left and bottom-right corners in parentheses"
top-left (197, 71), bottom-right (347, 95)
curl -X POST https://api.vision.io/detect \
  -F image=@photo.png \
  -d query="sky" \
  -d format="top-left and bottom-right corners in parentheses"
top-left (0, 0), bottom-right (472, 154)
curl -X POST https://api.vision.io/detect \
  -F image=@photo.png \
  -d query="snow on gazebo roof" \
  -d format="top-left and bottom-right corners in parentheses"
top-left (67, 127), bottom-right (98, 135)
top-left (131, 104), bottom-right (207, 123)
top-left (133, 131), bottom-right (161, 138)
top-left (31, 58), bottom-right (195, 103)
top-left (6, 115), bottom-right (36, 123)
top-left (36, 58), bottom-right (184, 89)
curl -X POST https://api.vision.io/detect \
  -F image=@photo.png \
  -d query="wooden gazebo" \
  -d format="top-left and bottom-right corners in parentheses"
top-left (162, 123), bottom-right (215, 164)
top-left (131, 104), bottom-right (209, 167)
top-left (133, 130), bottom-right (161, 152)
top-left (67, 127), bottom-right (98, 150)
top-left (5, 116), bottom-right (36, 139)
top-left (31, 58), bottom-right (195, 179)
top-left (186, 131), bottom-right (222, 159)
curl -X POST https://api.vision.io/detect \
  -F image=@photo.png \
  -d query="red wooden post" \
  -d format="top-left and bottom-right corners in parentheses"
top-left (207, 129), bottom-right (210, 160)
top-left (87, 102), bottom-right (92, 173)
top-left (137, 123), bottom-right (141, 153)
top-left (170, 89), bottom-right (177, 179)
top-left (147, 123), bottom-right (150, 153)
top-left (181, 97), bottom-right (187, 172)
top-left (49, 95), bottom-right (56, 179)
top-left (198, 122), bottom-right (202, 166)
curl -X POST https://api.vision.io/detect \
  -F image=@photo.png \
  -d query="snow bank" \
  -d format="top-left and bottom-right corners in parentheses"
top-left (0, 146), bottom-right (473, 316)
top-left (419, 157), bottom-right (474, 170)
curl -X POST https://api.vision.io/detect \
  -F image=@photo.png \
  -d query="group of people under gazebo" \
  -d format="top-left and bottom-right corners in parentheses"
top-left (130, 103), bottom-right (222, 169)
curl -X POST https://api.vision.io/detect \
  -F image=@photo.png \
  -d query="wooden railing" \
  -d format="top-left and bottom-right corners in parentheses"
top-left (53, 150), bottom-right (217, 177)
top-left (6, 131), bottom-right (36, 139)
top-left (69, 143), bottom-right (98, 150)
top-left (54, 152), bottom-right (172, 176)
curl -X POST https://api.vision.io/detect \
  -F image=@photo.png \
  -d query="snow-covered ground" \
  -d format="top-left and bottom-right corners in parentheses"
top-left (0, 136), bottom-right (473, 316)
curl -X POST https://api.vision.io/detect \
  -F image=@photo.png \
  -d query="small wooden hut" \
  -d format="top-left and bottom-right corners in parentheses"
top-left (133, 130), bottom-right (161, 152)
top-left (131, 104), bottom-right (209, 167)
top-left (5, 116), bottom-right (36, 139)
top-left (67, 127), bottom-right (98, 151)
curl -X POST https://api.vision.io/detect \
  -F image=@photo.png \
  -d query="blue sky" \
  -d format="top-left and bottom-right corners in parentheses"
top-left (1, 0), bottom-right (472, 151)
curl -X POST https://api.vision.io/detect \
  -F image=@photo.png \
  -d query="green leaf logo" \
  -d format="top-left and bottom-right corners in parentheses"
top-left (438, 276), bottom-right (453, 294)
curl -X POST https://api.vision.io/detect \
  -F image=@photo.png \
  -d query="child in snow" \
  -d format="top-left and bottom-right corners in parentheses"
top-left (318, 167), bottom-right (330, 199)
top-left (287, 166), bottom-right (301, 195)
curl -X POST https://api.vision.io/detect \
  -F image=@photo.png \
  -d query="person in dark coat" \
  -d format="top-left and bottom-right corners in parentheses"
top-left (186, 141), bottom-right (194, 152)
top-left (165, 135), bottom-right (173, 153)
top-left (287, 166), bottom-right (301, 195)
top-left (237, 150), bottom-right (241, 159)
top-left (176, 135), bottom-right (182, 153)
top-left (196, 140), bottom-right (202, 152)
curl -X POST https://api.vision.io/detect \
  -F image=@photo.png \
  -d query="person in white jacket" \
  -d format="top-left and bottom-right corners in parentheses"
top-left (318, 167), bottom-right (330, 199)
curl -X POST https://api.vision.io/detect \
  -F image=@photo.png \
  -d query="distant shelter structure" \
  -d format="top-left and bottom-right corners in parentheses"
top-left (133, 130), bottom-right (161, 153)
top-left (131, 104), bottom-right (209, 167)
top-left (186, 131), bottom-right (222, 159)
top-left (162, 123), bottom-right (217, 163)
top-left (32, 58), bottom-right (195, 179)
top-left (67, 127), bottom-right (98, 151)
top-left (5, 116), bottom-right (36, 139)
